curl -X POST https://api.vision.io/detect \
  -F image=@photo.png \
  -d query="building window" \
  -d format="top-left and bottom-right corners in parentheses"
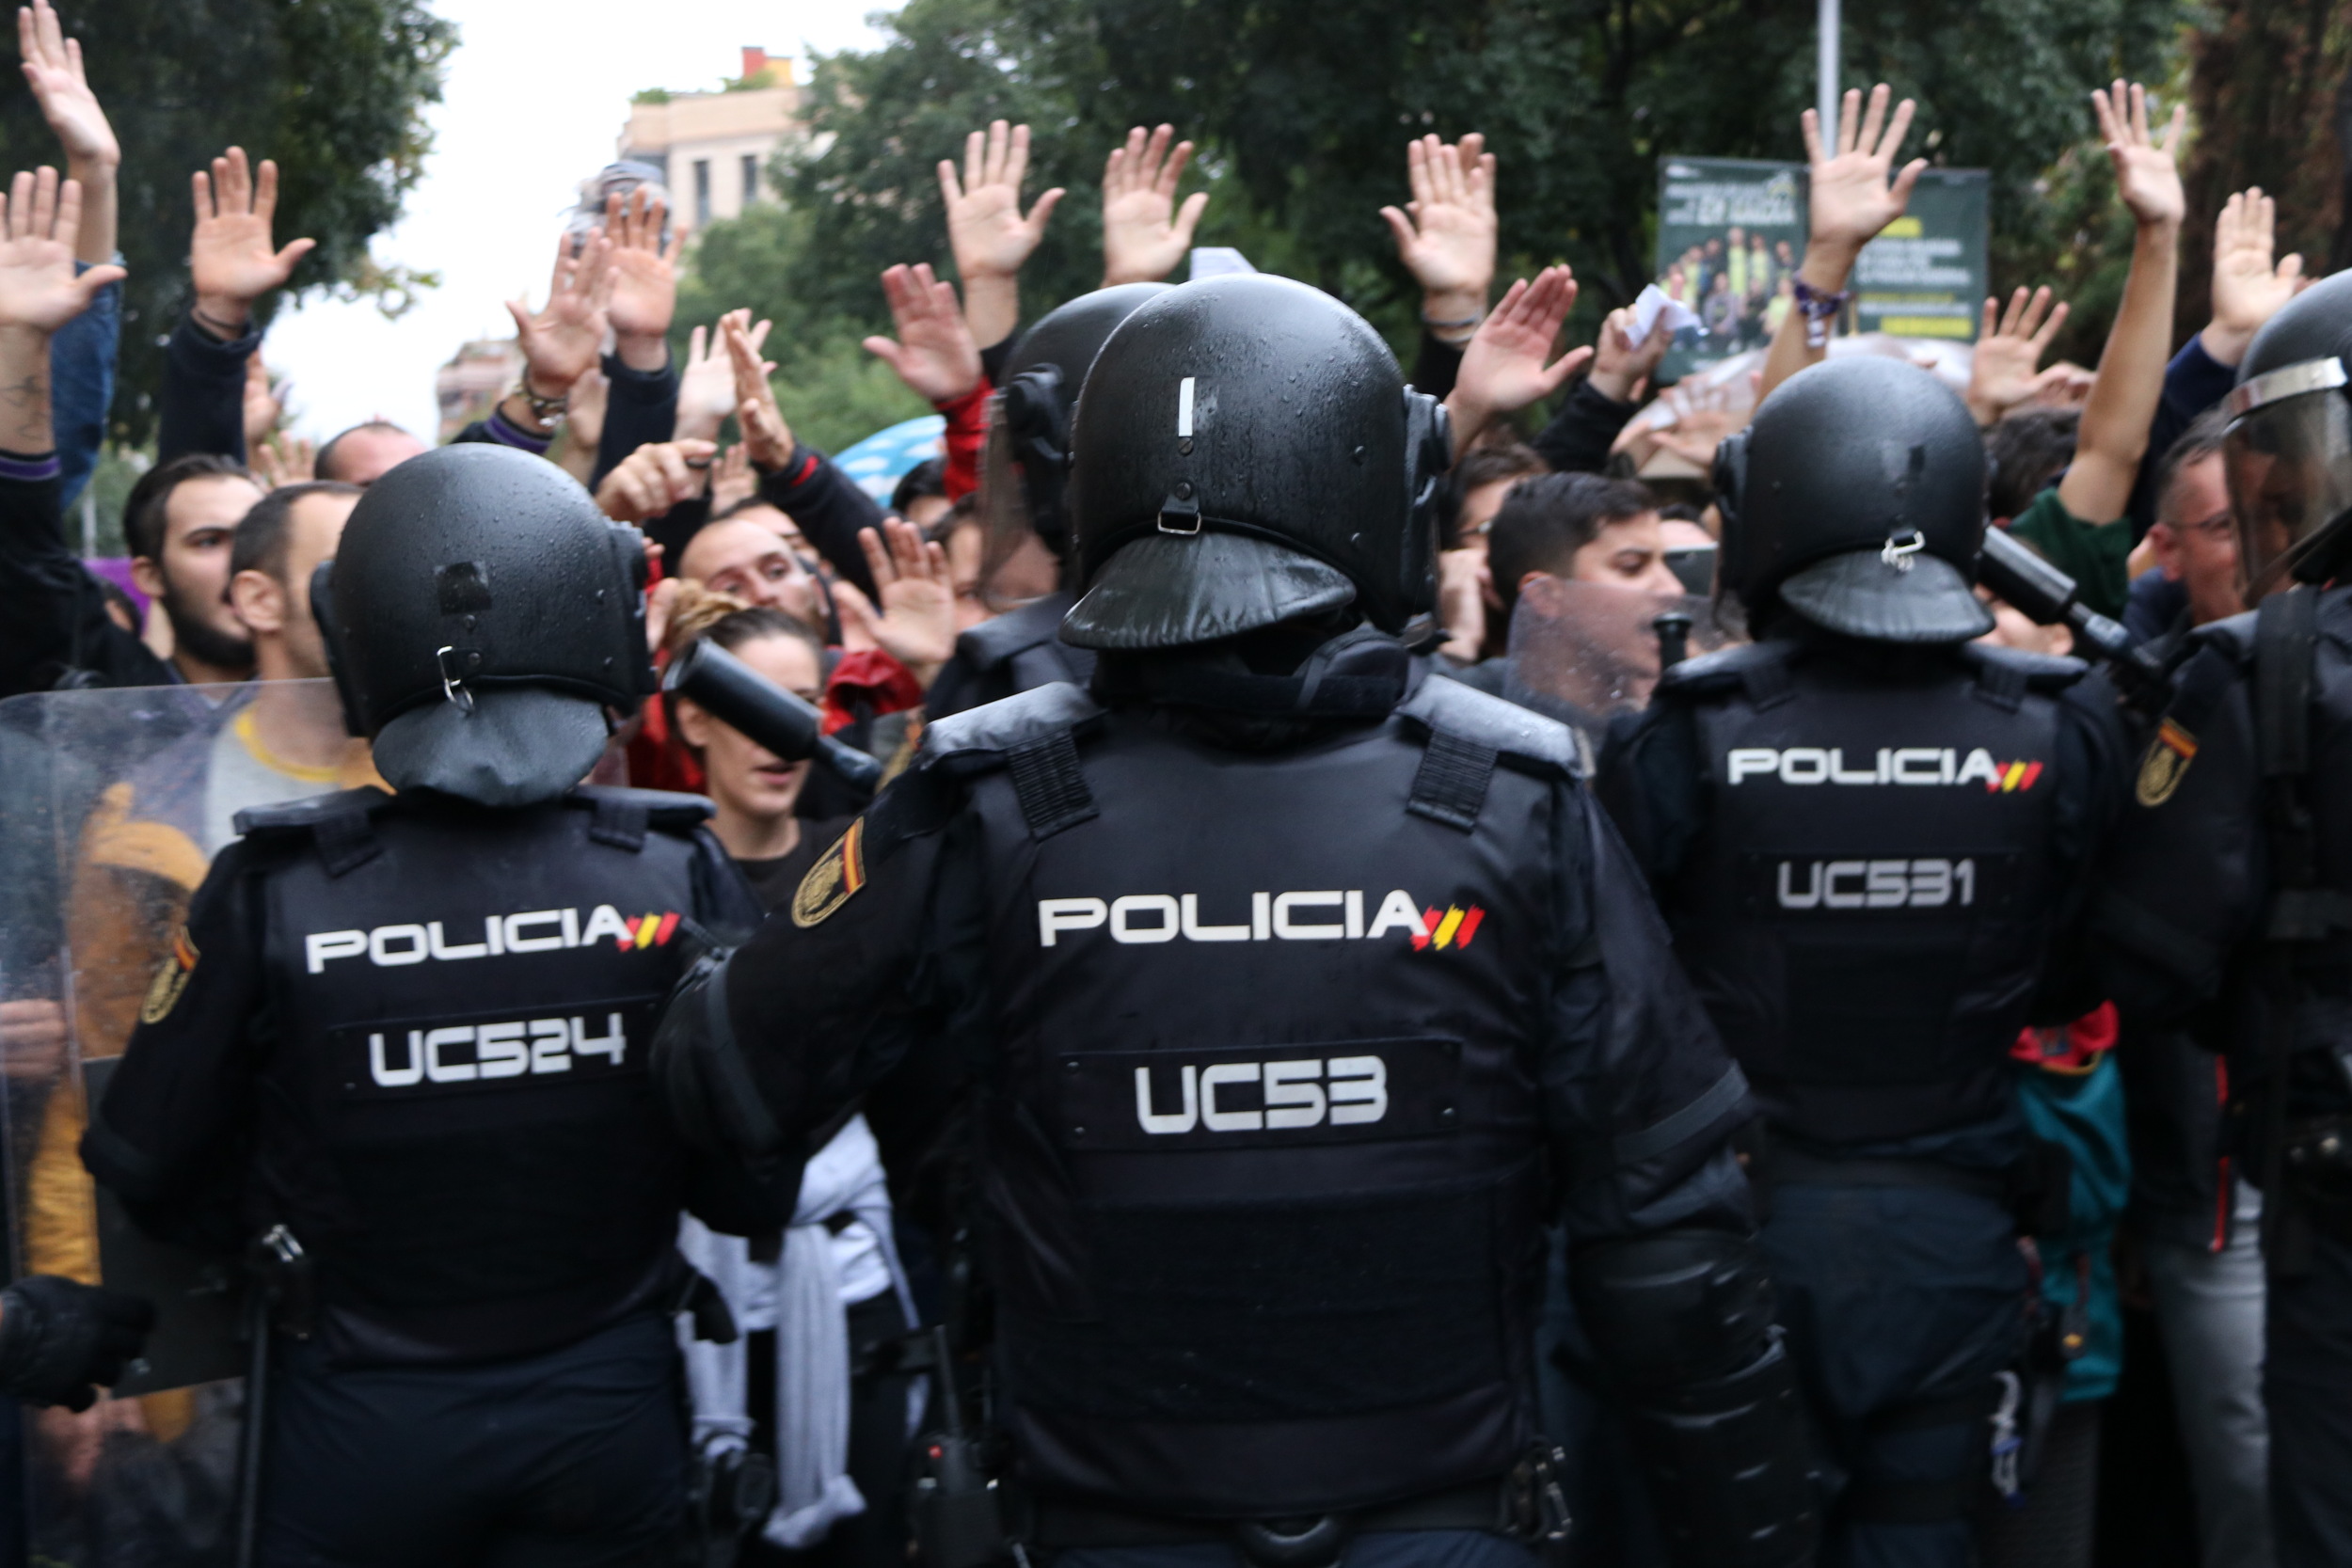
top-left (742, 153), bottom-right (760, 207)
top-left (693, 159), bottom-right (711, 228)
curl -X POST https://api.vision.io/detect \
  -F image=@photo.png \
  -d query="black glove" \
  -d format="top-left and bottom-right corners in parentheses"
top-left (0, 1275), bottom-right (155, 1411)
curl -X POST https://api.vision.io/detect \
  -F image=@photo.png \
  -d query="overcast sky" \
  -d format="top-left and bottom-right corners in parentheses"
top-left (262, 0), bottom-right (893, 445)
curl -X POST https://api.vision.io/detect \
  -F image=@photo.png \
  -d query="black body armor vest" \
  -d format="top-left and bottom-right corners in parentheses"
top-left (925, 593), bottom-right (1096, 721)
top-left (922, 674), bottom-right (1579, 1517)
top-left (236, 785), bottom-right (750, 1363)
top-left (1657, 640), bottom-right (2080, 1146)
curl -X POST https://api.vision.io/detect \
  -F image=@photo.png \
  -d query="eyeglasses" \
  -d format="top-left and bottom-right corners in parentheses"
top-left (2161, 508), bottom-right (2234, 540)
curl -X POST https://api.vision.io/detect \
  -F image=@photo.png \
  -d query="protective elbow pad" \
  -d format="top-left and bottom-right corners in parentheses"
top-left (651, 951), bottom-right (786, 1159)
top-left (1618, 1330), bottom-right (1820, 1568)
top-left (1571, 1227), bottom-right (1778, 1390)
top-left (1575, 1230), bottom-right (1820, 1568)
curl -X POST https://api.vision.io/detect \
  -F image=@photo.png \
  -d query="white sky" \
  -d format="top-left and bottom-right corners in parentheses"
top-left (263, 0), bottom-right (894, 445)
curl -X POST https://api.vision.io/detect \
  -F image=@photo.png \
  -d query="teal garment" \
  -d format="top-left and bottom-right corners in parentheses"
top-left (2014, 1052), bottom-right (2132, 1402)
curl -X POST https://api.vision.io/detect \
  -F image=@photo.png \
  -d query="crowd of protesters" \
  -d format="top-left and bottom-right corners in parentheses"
top-left (0, 0), bottom-right (2326, 1562)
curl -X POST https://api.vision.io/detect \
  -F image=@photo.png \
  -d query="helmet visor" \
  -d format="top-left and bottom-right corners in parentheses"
top-left (977, 395), bottom-right (1059, 613)
top-left (2225, 359), bottom-right (2352, 595)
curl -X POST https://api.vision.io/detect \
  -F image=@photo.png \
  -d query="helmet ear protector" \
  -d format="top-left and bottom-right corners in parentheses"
top-left (1001, 363), bottom-right (1073, 554)
top-left (1712, 426), bottom-right (1752, 593)
top-left (1400, 387), bottom-right (1452, 621)
top-left (605, 521), bottom-right (660, 701)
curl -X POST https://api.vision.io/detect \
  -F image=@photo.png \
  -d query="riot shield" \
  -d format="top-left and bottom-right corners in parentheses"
top-left (0, 677), bottom-right (373, 1565)
top-left (1501, 578), bottom-right (1745, 754)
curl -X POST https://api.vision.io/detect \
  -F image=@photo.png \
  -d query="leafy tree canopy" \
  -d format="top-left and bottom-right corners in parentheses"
top-left (683, 0), bottom-right (2191, 377)
top-left (0, 0), bottom-right (454, 445)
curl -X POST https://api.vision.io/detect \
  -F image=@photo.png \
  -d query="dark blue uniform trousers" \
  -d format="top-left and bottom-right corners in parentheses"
top-left (1762, 1182), bottom-right (2026, 1568)
top-left (258, 1310), bottom-right (684, 1567)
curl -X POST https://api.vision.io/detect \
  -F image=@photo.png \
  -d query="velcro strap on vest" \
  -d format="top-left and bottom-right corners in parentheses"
top-left (2256, 587), bottom-right (2317, 781)
top-left (1007, 729), bottom-right (1098, 838)
top-left (1612, 1064), bottom-right (1749, 1166)
top-left (312, 809), bottom-right (380, 878)
top-left (1406, 731), bottom-right (1498, 832)
top-left (1972, 657), bottom-right (2026, 713)
top-left (589, 795), bottom-right (650, 851)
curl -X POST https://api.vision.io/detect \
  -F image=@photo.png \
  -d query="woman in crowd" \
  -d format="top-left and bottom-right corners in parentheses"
top-left (666, 594), bottom-right (923, 1567)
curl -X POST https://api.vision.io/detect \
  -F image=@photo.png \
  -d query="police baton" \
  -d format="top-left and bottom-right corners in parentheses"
top-left (1977, 527), bottom-right (2172, 714)
top-left (663, 638), bottom-right (884, 793)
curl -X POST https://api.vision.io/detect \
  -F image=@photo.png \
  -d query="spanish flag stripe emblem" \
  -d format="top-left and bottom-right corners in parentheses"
top-left (1432, 907), bottom-right (1466, 950)
top-left (840, 819), bottom-right (866, 894)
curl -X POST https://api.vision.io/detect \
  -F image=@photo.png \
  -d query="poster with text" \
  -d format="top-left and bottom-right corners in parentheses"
top-left (1850, 168), bottom-right (1989, 341)
top-left (1654, 156), bottom-right (1805, 380)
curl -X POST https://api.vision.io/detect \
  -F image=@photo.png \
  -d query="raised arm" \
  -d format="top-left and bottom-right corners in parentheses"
top-left (940, 120), bottom-right (1062, 351)
top-left (1444, 266), bottom-right (1590, 459)
top-left (1756, 85), bottom-right (1925, 404)
top-left (17, 1), bottom-right (116, 265)
top-left (1100, 125), bottom-right (1208, 288)
top-left (0, 166), bottom-right (119, 452)
top-left (1381, 133), bottom-right (1498, 353)
top-left (2056, 82), bottom-right (2184, 527)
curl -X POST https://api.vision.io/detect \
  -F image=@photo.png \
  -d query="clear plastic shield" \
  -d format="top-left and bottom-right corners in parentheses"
top-left (0, 678), bottom-right (371, 1563)
top-left (1502, 579), bottom-right (1746, 744)
top-left (977, 395), bottom-right (1066, 614)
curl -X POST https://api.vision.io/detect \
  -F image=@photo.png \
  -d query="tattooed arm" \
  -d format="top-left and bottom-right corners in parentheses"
top-left (0, 167), bottom-right (118, 453)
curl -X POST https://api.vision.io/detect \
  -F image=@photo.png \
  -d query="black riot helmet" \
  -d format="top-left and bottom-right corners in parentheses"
top-left (2225, 269), bottom-right (2352, 595)
top-left (312, 443), bottom-right (656, 806)
top-left (987, 283), bottom-right (1171, 566)
top-left (1060, 275), bottom-right (1450, 651)
top-left (1715, 356), bottom-right (1994, 643)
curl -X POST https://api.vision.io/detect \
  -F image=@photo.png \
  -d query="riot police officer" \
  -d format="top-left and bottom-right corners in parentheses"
top-left (1597, 356), bottom-right (2130, 1568)
top-left (925, 283), bottom-right (1168, 720)
top-left (658, 275), bottom-right (1818, 1568)
top-left (2093, 269), bottom-right (2352, 1567)
top-left (79, 445), bottom-right (774, 1565)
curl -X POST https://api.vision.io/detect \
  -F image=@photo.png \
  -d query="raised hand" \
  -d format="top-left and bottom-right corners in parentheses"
top-left (1588, 304), bottom-right (1673, 404)
top-left (604, 187), bottom-right (688, 369)
top-left (1379, 133), bottom-right (1496, 333)
top-left (677, 312), bottom-right (769, 441)
top-left (2204, 186), bottom-right (2304, 367)
top-left (1445, 266), bottom-right (1590, 454)
top-left (710, 442), bottom-right (755, 511)
top-left (724, 312), bottom-right (794, 470)
top-left (943, 119), bottom-right (1062, 283)
top-left (1101, 125), bottom-right (1208, 287)
top-left (1802, 85), bottom-right (1927, 260)
top-left (834, 517), bottom-right (957, 683)
top-left (504, 230), bottom-right (615, 402)
top-left (0, 166), bottom-right (116, 333)
top-left (18, 3), bottom-right (115, 171)
top-left (242, 351), bottom-right (283, 448)
top-left (251, 431), bottom-right (315, 490)
top-left (596, 438), bottom-right (716, 523)
top-left (2092, 81), bottom-right (2185, 231)
top-left (863, 263), bottom-right (983, 404)
top-left (1965, 286), bottom-right (2070, 426)
top-left (190, 148), bottom-right (315, 336)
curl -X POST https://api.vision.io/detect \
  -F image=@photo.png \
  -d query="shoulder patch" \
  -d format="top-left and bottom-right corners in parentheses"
top-left (138, 924), bottom-right (200, 1025)
top-left (2136, 717), bottom-right (2200, 807)
top-left (791, 818), bottom-right (867, 927)
top-left (1399, 673), bottom-right (1580, 776)
top-left (921, 681), bottom-right (1104, 762)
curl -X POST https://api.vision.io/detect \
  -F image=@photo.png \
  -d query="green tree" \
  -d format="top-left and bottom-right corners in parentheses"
top-left (683, 0), bottom-right (2190, 387)
top-left (0, 0), bottom-right (454, 444)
